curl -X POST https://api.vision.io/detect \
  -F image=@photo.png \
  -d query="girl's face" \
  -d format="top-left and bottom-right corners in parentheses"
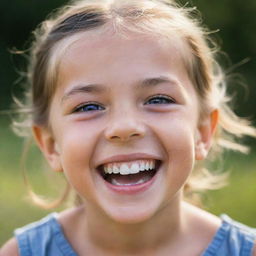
top-left (34, 30), bottom-right (215, 223)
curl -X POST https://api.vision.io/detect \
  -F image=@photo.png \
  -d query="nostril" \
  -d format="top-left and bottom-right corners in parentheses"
top-left (109, 135), bottom-right (120, 140)
top-left (107, 132), bottom-right (144, 142)
top-left (104, 121), bottom-right (146, 142)
top-left (131, 133), bottom-right (141, 137)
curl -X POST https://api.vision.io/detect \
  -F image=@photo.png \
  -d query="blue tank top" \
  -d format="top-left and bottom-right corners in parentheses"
top-left (15, 213), bottom-right (256, 256)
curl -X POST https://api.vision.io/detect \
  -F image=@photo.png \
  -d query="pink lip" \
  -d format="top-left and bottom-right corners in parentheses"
top-left (96, 153), bottom-right (162, 167)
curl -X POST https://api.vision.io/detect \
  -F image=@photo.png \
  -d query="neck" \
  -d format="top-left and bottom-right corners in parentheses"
top-left (80, 196), bottom-right (185, 254)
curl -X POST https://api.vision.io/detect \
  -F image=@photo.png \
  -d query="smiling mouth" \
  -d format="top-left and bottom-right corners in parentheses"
top-left (97, 159), bottom-right (161, 186)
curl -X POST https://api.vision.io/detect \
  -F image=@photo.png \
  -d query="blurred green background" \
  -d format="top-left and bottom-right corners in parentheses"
top-left (1, 0), bottom-right (256, 246)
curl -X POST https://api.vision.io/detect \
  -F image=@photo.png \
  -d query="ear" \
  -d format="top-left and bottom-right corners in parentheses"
top-left (195, 109), bottom-right (219, 160)
top-left (32, 125), bottom-right (62, 172)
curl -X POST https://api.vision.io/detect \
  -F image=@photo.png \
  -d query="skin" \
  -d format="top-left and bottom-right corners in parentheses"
top-left (38, 30), bottom-right (218, 254)
top-left (43, 31), bottom-right (214, 224)
top-left (5, 29), bottom-right (256, 255)
top-left (43, 31), bottom-right (211, 223)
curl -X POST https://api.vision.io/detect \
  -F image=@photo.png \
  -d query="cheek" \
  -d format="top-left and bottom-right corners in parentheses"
top-left (152, 115), bottom-right (196, 183)
top-left (57, 120), bottom-right (99, 156)
top-left (163, 124), bottom-right (195, 169)
top-left (65, 129), bottom-right (95, 163)
top-left (152, 112), bottom-right (197, 154)
top-left (55, 122), bottom-right (101, 192)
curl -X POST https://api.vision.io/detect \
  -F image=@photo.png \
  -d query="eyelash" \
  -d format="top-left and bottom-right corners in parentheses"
top-left (73, 102), bottom-right (105, 113)
top-left (145, 94), bottom-right (175, 105)
top-left (73, 95), bottom-right (175, 113)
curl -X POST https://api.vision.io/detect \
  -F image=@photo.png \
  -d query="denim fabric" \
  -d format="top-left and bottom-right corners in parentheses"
top-left (15, 213), bottom-right (77, 256)
top-left (15, 213), bottom-right (256, 256)
top-left (202, 215), bottom-right (256, 256)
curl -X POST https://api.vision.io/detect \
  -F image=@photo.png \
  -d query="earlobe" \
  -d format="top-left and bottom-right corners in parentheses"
top-left (195, 142), bottom-right (208, 160)
top-left (195, 109), bottom-right (219, 161)
top-left (32, 125), bottom-right (63, 172)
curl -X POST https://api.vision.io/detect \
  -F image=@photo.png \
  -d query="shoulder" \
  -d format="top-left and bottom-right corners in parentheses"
top-left (221, 214), bottom-right (256, 237)
top-left (182, 202), bottom-right (222, 233)
top-left (183, 203), bottom-right (256, 254)
top-left (0, 215), bottom-right (58, 256)
top-left (182, 203), bottom-right (222, 251)
top-left (0, 237), bottom-right (19, 256)
top-left (216, 215), bottom-right (256, 255)
top-left (7, 213), bottom-right (60, 256)
top-left (15, 212), bottom-right (59, 237)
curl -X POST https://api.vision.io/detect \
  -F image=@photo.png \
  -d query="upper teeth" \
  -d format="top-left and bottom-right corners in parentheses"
top-left (103, 160), bottom-right (156, 175)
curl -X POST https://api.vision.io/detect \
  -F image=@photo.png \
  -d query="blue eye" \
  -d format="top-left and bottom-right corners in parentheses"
top-left (146, 95), bottom-right (175, 105)
top-left (74, 103), bottom-right (104, 113)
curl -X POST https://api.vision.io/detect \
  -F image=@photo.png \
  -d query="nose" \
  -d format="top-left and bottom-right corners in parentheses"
top-left (104, 108), bottom-right (146, 142)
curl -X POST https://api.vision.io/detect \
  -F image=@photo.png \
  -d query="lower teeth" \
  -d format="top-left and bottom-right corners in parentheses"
top-left (105, 170), bottom-right (156, 186)
top-left (111, 177), bottom-right (150, 186)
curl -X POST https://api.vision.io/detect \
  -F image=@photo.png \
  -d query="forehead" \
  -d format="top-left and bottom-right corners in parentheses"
top-left (64, 26), bottom-right (190, 57)
top-left (56, 28), bottom-right (193, 87)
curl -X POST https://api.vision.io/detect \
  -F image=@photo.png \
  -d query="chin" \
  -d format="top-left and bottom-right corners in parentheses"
top-left (103, 204), bottom-right (160, 225)
top-left (97, 190), bottom-right (170, 225)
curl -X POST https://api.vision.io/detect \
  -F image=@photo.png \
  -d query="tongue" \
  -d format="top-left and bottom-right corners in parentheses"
top-left (106, 171), bottom-right (155, 186)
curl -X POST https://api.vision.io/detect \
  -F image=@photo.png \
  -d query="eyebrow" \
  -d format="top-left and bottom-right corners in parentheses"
top-left (61, 76), bottom-right (181, 103)
top-left (139, 76), bottom-right (179, 89)
top-left (61, 83), bottom-right (106, 103)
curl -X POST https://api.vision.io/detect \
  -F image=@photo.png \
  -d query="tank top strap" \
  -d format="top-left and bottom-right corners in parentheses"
top-left (14, 213), bottom-right (78, 256)
top-left (203, 214), bottom-right (256, 256)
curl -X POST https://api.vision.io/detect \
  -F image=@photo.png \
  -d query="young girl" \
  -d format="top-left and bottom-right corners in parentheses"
top-left (1, 0), bottom-right (256, 255)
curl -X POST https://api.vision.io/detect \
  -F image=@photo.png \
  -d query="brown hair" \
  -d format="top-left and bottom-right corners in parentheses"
top-left (14, 0), bottom-right (256, 207)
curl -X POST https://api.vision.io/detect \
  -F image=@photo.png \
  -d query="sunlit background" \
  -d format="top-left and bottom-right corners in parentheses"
top-left (1, 0), bottom-right (256, 245)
